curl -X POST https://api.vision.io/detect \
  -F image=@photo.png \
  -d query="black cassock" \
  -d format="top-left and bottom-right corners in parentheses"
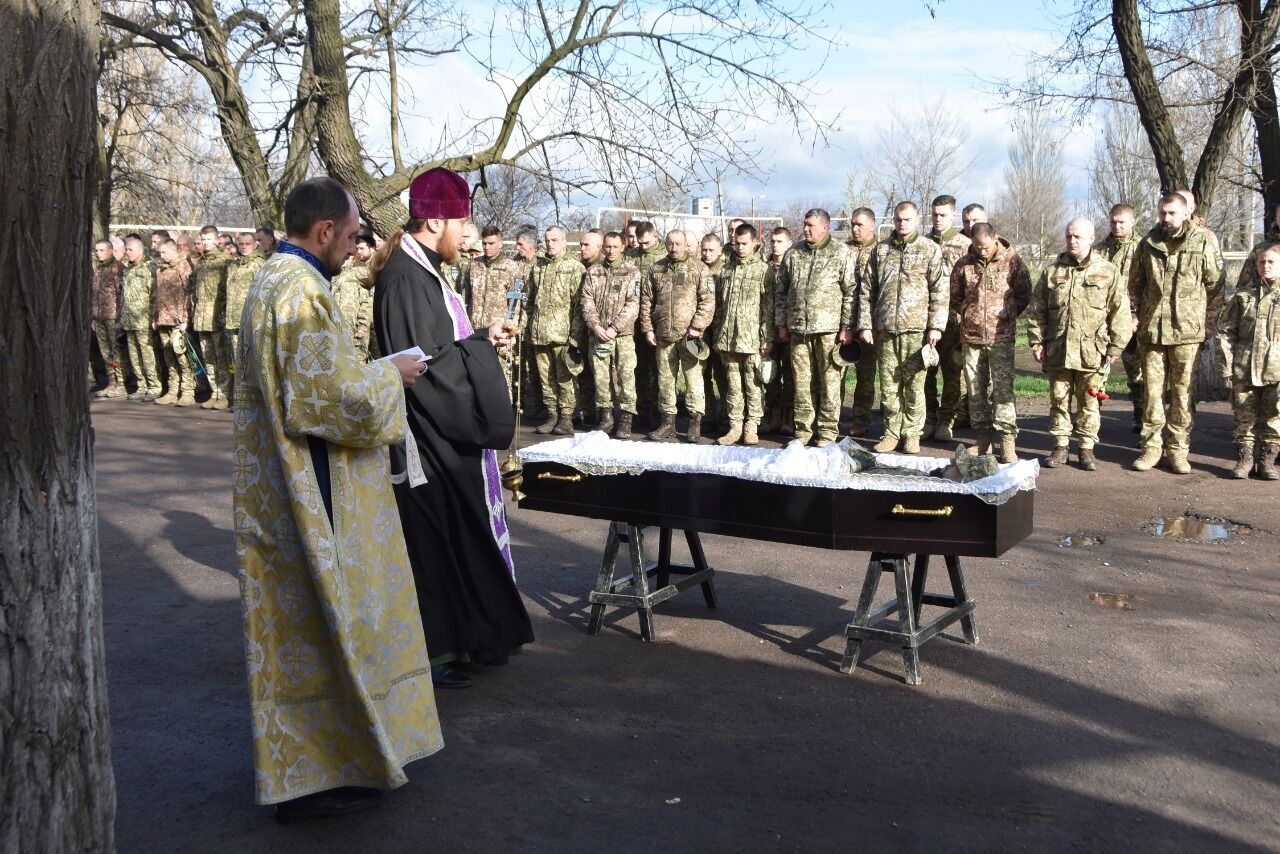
top-left (374, 239), bottom-right (534, 666)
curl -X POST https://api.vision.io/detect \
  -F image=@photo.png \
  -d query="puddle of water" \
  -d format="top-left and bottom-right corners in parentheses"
top-left (1057, 532), bottom-right (1105, 547)
top-left (1145, 514), bottom-right (1251, 542)
top-left (1089, 592), bottom-right (1139, 610)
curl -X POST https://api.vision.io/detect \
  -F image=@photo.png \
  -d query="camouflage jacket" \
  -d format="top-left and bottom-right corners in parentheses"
top-left (925, 227), bottom-right (972, 278)
top-left (190, 247), bottom-right (230, 332)
top-left (641, 253), bottom-right (715, 344)
top-left (91, 258), bottom-right (125, 324)
top-left (846, 237), bottom-right (877, 331)
top-left (330, 259), bottom-right (373, 341)
top-left (465, 254), bottom-right (524, 331)
top-left (528, 252), bottom-right (585, 345)
top-left (1129, 222), bottom-right (1225, 346)
top-left (859, 232), bottom-right (947, 334)
top-left (711, 249), bottom-right (773, 354)
top-left (1095, 233), bottom-right (1139, 280)
top-left (1027, 251), bottom-right (1131, 372)
top-left (120, 262), bottom-right (155, 331)
top-left (440, 256), bottom-right (469, 294)
top-left (153, 258), bottom-right (193, 327)
top-left (1236, 228), bottom-right (1280, 290)
top-left (775, 236), bottom-right (854, 335)
top-left (224, 251), bottom-right (265, 330)
top-left (948, 237), bottom-right (1033, 346)
top-left (581, 257), bottom-right (640, 337)
top-left (1222, 277), bottom-right (1280, 386)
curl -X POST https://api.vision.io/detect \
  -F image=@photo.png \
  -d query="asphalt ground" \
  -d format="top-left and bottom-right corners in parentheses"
top-left (91, 394), bottom-right (1280, 852)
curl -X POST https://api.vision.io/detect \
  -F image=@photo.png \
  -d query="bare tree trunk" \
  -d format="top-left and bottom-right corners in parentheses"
top-left (0, 0), bottom-right (116, 851)
top-left (1245, 0), bottom-right (1280, 219)
top-left (94, 115), bottom-right (112, 241)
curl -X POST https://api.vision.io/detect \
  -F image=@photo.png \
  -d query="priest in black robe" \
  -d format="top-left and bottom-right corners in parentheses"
top-left (372, 167), bottom-right (534, 689)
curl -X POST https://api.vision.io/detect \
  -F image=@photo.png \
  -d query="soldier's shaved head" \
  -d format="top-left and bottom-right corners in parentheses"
top-left (1257, 243), bottom-right (1280, 282)
top-left (894, 200), bottom-right (919, 215)
top-left (545, 225), bottom-right (567, 257)
top-left (1065, 218), bottom-right (1095, 260)
top-left (969, 222), bottom-right (996, 242)
top-left (1174, 188), bottom-right (1196, 214)
top-left (892, 202), bottom-right (919, 239)
top-left (580, 229), bottom-right (603, 263)
top-left (124, 236), bottom-right (146, 263)
top-left (1109, 205), bottom-right (1136, 239)
top-left (850, 208), bottom-right (877, 245)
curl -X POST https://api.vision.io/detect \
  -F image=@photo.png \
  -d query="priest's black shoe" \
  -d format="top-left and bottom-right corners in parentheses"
top-left (431, 664), bottom-right (472, 689)
top-left (275, 787), bottom-right (383, 824)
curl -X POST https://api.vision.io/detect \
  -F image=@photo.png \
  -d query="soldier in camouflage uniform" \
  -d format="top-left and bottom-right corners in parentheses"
top-left (629, 221), bottom-right (666, 428)
top-left (576, 229), bottom-right (607, 426)
top-left (1223, 243), bottom-right (1280, 479)
top-left (1095, 203), bottom-right (1143, 431)
top-left (90, 240), bottom-right (128, 398)
top-left (949, 223), bottom-right (1032, 462)
top-left (776, 209), bottom-right (854, 447)
top-left (151, 239), bottom-right (196, 406)
top-left (1234, 202), bottom-right (1280, 291)
top-left (923, 195), bottom-right (971, 441)
top-left (1027, 219), bottom-right (1131, 470)
top-left (190, 226), bottom-right (232, 408)
top-left (1129, 193), bottom-right (1225, 473)
top-left (846, 210), bottom-right (879, 437)
top-left (120, 237), bottom-right (162, 401)
top-left (711, 223), bottom-right (773, 445)
top-left (254, 226), bottom-right (278, 258)
top-left (762, 226), bottom-right (794, 434)
top-left (582, 231), bottom-right (640, 437)
top-left (700, 232), bottom-right (729, 429)
top-left (642, 230), bottom-right (715, 442)
top-left (857, 202), bottom-right (947, 455)
top-left (529, 225), bottom-right (586, 435)
top-left (224, 232), bottom-right (265, 398)
top-left (465, 225), bottom-right (525, 396)
top-left (330, 235), bottom-right (375, 362)
top-left (960, 204), bottom-right (987, 238)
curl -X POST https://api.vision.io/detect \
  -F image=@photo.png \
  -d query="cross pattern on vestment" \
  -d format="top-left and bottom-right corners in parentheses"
top-left (301, 381), bottom-right (331, 422)
top-left (234, 447), bottom-right (260, 489)
top-left (297, 334), bottom-right (333, 373)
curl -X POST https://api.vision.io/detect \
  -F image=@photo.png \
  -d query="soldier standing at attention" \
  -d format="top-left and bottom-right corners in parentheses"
top-left (857, 201), bottom-right (947, 455)
top-left (1130, 193), bottom-right (1225, 473)
top-left (529, 225), bottom-right (586, 435)
top-left (624, 221), bottom-right (639, 252)
top-left (762, 226), bottom-right (794, 434)
top-left (90, 239), bottom-right (128, 398)
top-left (1222, 243), bottom-right (1280, 480)
top-left (700, 232), bottom-right (729, 429)
top-left (1027, 218), bottom-right (1131, 470)
top-left (711, 223), bottom-right (773, 446)
top-left (642, 230), bottom-right (715, 442)
top-left (950, 223), bottom-right (1033, 462)
top-left (923, 194), bottom-right (971, 442)
top-left (631, 221), bottom-right (666, 428)
top-left (224, 231), bottom-right (265, 394)
top-left (960, 204), bottom-right (988, 238)
top-left (191, 225), bottom-right (233, 409)
top-left (121, 236), bottom-right (162, 402)
top-left (577, 229), bottom-right (606, 422)
top-left (846, 208), bottom-right (879, 437)
top-left (329, 235), bottom-right (376, 363)
top-left (582, 231), bottom-right (641, 437)
top-left (151, 239), bottom-right (197, 407)
top-left (1095, 203), bottom-right (1144, 432)
top-left (149, 230), bottom-right (169, 258)
top-left (1236, 202), bottom-right (1280, 290)
top-left (465, 226), bottom-right (525, 395)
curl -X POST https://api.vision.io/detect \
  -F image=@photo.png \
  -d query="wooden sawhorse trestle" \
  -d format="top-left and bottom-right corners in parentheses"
top-left (840, 552), bottom-right (979, 685)
top-left (585, 522), bottom-right (718, 642)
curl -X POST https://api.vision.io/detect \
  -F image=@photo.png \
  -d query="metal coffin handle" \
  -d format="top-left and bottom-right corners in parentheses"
top-left (537, 471), bottom-right (585, 483)
top-left (891, 503), bottom-right (953, 518)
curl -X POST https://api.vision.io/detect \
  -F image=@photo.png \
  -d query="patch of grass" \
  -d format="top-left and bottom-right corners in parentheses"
top-left (1014, 367), bottom-right (1131, 399)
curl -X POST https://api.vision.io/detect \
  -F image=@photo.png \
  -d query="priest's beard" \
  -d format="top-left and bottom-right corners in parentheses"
top-left (437, 238), bottom-right (460, 266)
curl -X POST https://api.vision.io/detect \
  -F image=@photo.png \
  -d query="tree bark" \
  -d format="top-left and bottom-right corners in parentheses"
top-left (1245, 0), bottom-right (1280, 222)
top-left (0, 0), bottom-right (116, 851)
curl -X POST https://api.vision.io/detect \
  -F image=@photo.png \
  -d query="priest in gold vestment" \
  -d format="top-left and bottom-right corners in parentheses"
top-left (233, 177), bottom-right (443, 822)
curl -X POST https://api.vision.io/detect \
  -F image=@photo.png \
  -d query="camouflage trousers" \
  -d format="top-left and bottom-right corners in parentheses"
top-left (656, 340), bottom-right (705, 415)
top-left (197, 329), bottom-right (230, 400)
top-left (877, 331), bottom-right (929, 439)
top-left (226, 330), bottom-right (240, 396)
top-left (1120, 337), bottom-right (1143, 388)
top-left (157, 326), bottom-right (195, 397)
top-left (850, 341), bottom-right (877, 424)
top-left (703, 352), bottom-right (729, 419)
top-left (93, 321), bottom-right (126, 387)
top-left (790, 332), bottom-right (841, 440)
top-left (533, 342), bottom-right (577, 416)
top-left (1231, 381), bottom-right (1280, 444)
top-left (961, 341), bottom-right (1018, 435)
top-left (1047, 368), bottom-right (1102, 448)
top-left (590, 336), bottom-right (637, 414)
top-left (764, 340), bottom-right (792, 412)
top-left (1139, 341), bottom-right (1199, 451)
top-left (125, 329), bottom-right (162, 395)
top-left (924, 316), bottom-right (965, 427)
top-left (634, 333), bottom-right (659, 417)
top-left (719, 351), bottom-right (763, 424)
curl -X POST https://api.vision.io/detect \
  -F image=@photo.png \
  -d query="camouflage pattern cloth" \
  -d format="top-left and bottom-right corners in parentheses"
top-left (654, 339), bottom-right (706, 416)
top-left (762, 255), bottom-right (792, 418)
top-left (331, 259), bottom-right (374, 362)
top-left (641, 254), bottom-right (714, 344)
top-left (121, 261), bottom-right (155, 332)
top-left (775, 235), bottom-right (854, 335)
top-left (91, 258), bottom-right (125, 324)
top-left (949, 237), bottom-right (1032, 345)
top-left (92, 321), bottom-right (126, 391)
top-left (125, 328), bottom-right (162, 397)
top-left (1223, 274), bottom-right (1280, 443)
top-left (845, 237), bottom-right (879, 426)
top-left (157, 325), bottom-right (196, 402)
top-left (530, 251), bottom-right (586, 416)
top-left (225, 250), bottom-right (265, 331)
top-left (961, 341), bottom-right (1018, 435)
top-left (924, 228), bottom-right (971, 429)
top-left (1028, 251), bottom-right (1131, 449)
top-left (1096, 232), bottom-right (1143, 389)
top-left (153, 258), bottom-right (193, 328)
top-left (583, 256), bottom-right (641, 413)
top-left (465, 253), bottom-right (524, 331)
top-left (191, 247), bottom-right (231, 333)
top-left (440, 256), bottom-right (469, 294)
top-left (630, 244), bottom-right (667, 414)
top-left (710, 248), bottom-right (772, 426)
top-left (876, 331), bottom-right (931, 440)
top-left (1235, 228), bottom-right (1280, 289)
top-left (927, 226), bottom-right (972, 278)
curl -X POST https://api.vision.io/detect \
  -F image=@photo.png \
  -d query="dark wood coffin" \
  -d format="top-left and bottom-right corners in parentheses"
top-left (517, 462), bottom-right (1033, 558)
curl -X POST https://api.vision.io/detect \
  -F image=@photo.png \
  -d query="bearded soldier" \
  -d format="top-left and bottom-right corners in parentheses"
top-left (191, 225), bottom-right (232, 408)
top-left (923, 194), bottom-right (971, 441)
top-left (711, 223), bottom-right (773, 445)
top-left (1096, 203), bottom-right (1143, 432)
top-left (529, 225), bottom-right (586, 434)
top-left (1027, 219), bottom-right (1131, 471)
top-left (581, 231), bottom-right (640, 437)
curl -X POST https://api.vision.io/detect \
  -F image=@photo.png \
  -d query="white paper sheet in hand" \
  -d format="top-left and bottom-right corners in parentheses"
top-left (381, 346), bottom-right (432, 363)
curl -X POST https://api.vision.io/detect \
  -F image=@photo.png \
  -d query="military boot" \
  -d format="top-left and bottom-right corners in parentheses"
top-left (176, 390), bottom-right (197, 407)
top-left (717, 421), bottom-right (743, 446)
top-left (974, 428), bottom-right (993, 455)
top-left (1258, 443), bottom-right (1279, 480)
top-left (763, 407), bottom-right (783, 434)
top-left (742, 421), bottom-right (760, 446)
top-left (1044, 445), bottom-right (1068, 468)
top-left (1167, 447), bottom-right (1191, 475)
top-left (200, 395), bottom-right (217, 409)
top-left (922, 418), bottom-right (937, 440)
top-left (1131, 446), bottom-right (1162, 471)
top-left (780, 407), bottom-right (795, 437)
top-left (1231, 443), bottom-right (1254, 479)
top-left (614, 412), bottom-right (633, 440)
top-left (685, 413), bottom-right (706, 444)
top-left (873, 434), bottom-right (899, 454)
top-left (900, 436), bottom-right (921, 455)
top-left (211, 396), bottom-right (230, 411)
top-left (1129, 382), bottom-right (1144, 434)
top-left (998, 433), bottom-right (1017, 464)
top-left (934, 422), bottom-right (954, 442)
top-left (154, 389), bottom-right (178, 406)
top-left (848, 417), bottom-right (869, 438)
top-left (1078, 447), bottom-right (1098, 471)
top-left (534, 413), bottom-right (559, 434)
top-left (815, 437), bottom-right (835, 448)
top-left (551, 413), bottom-right (575, 435)
top-left (102, 380), bottom-right (127, 399)
top-left (648, 414), bottom-right (676, 441)
top-left (596, 408), bottom-right (614, 435)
